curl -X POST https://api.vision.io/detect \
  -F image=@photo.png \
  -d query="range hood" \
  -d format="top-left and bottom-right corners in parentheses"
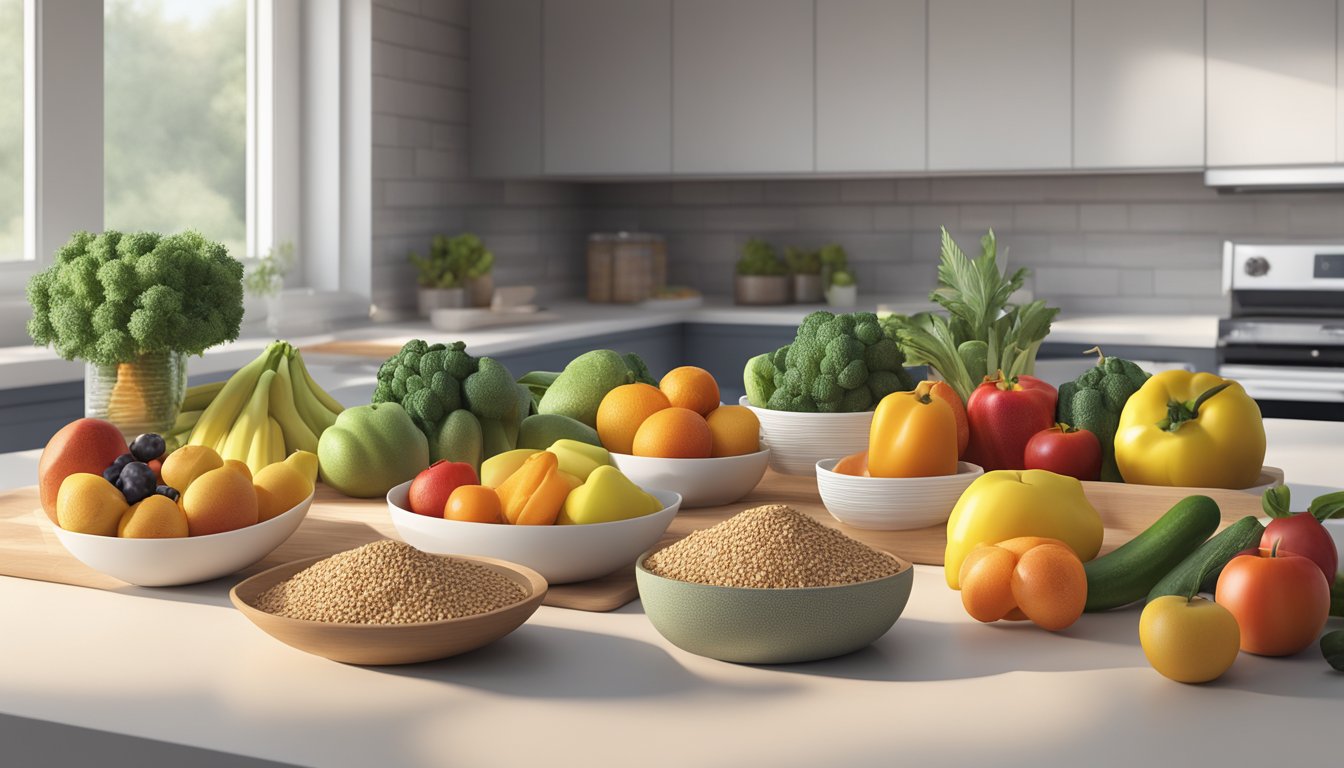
top-left (1205, 166), bottom-right (1344, 192)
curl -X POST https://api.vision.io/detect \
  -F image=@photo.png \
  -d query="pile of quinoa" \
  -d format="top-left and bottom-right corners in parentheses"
top-left (643, 504), bottom-right (900, 589)
top-left (255, 540), bottom-right (526, 624)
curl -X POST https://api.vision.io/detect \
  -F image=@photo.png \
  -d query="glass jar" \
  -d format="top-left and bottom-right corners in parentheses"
top-left (85, 350), bottom-right (188, 442)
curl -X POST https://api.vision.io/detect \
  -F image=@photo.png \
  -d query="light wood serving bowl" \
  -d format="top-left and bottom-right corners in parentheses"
top-left (230, 551), bottom-right (548, 665)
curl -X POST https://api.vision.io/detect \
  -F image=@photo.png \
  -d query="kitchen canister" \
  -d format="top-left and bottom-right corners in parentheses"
top-left (587, 232), bottom-right (666, 303)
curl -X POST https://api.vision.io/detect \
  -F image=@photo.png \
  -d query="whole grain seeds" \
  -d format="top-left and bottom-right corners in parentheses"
top-left (643, 504), bottom-right (900, 588)
top-left (256, 540), bottom-right (526, 624)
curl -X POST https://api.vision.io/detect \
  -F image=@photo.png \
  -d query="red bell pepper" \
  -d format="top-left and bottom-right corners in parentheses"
top-left (963, 373), bottom-right (1058, 471)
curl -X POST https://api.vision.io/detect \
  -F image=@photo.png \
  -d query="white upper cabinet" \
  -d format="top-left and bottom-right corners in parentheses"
top-left (927, 0), bottom-right (1072, 171)
top-left (815, 0), bottom-right (925, 172)
top-left (672, 0), bottom-right (814, 174)
top-left (470, 0), bottom-right (543, 177)
top-left (543, 0), bottom-right (672, 175)
top-left (1206, 0), bottom-right (1337, 167)
top-left (1073, 0), bottom-right (1204, 169)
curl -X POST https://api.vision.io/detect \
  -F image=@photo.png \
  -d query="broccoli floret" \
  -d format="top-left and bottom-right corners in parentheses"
top-left (372, 338), bottom-right (479, 439)
top-left (26, 230), bottom-right (243, 365)
top-left (753, 311), bottom-right (916, 413)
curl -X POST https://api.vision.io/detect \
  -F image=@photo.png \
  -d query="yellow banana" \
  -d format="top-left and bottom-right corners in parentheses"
top-left (268, 361), bottom-right (319, 454)
top-left (289, 353), bottom-right (337, 435)
top-left (181, 380), bottom-right (226, 412)
top-left (246, 416), bottom-right (273, 474)
top-left (291, 348), bottom-right (345, 414)
top-left (268, 417), bottom-right (285, 465)
top-left (222, 369), bottom-right (275, 465)
top-left (188, 345), bottom-right (282, 450)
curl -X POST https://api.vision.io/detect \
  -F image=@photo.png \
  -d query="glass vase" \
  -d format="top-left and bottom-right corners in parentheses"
top-left (85, 350), bottom-right (189, 442)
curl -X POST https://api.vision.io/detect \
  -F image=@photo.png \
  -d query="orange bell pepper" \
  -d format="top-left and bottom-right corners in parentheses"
top-left (926, 380), bottom-right (969, 457)
top-left (867, 381), bottom-right (959, 478)
top-left (495, 451), bottom-right (570, 525)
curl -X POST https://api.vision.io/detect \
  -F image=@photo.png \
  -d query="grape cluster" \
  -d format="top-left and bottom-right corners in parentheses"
top-left (102, 433), bottom-right (179, 505)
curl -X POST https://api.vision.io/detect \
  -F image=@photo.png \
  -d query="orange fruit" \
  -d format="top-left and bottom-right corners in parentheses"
top-left (445, 485), bottom-right (504, 524)
top-left (659, 366), bottom-right (720, 416)
top-left (704, 405), bottom-right (761, 457)
top-left (596, 384), bottom-right (671, 455)
top-left (632, 407), bottom-right (713, 459)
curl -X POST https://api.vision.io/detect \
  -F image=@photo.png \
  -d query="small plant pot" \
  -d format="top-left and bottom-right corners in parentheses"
top-left (735, 275), bottom-right (790, 305)
top-left (792, 273), bottom-right (824, 304)
top-left (827, 284), bottom-right (858, 308)
top-left (465, 274), bottom-right (494, 308)
top-left (417, 287), bottom-right (468, 317)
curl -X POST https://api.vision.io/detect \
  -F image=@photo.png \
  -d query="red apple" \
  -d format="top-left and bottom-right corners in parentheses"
top-left (1023, 423), bottom-right (1102, 481)
top-left (1261, 511), bottom-right (1338, 586)
top-left (38, 418), bottom-right (128, 523)
top-left (407, 460), bottom-right (480, 517)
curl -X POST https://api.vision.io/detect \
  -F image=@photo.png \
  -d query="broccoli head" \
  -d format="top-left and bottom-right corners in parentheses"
top-left (27, 230), bottom-right (243, 365)
top-left (759, 310), bottom-right (915, 412)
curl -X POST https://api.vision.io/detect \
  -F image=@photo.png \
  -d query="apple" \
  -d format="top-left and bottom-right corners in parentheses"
top-left (407, 460), bottom-right (480, 517)
top-left (1023, 423), bottom-right (1101, 482)
top-left (1261, 511), bottom-right (1338, 586)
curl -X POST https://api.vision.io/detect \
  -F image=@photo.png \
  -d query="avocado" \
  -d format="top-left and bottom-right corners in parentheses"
top-left (536, 350), bottom-right (642, 427)
top-left (517, 414), bottom-right (602, 451)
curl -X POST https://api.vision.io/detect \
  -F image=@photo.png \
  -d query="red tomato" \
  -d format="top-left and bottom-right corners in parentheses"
top-left (1261, 512), bottom-right (1338, 586)
top-left (1215, 548), bottom-right (1331, 656)
top-left (407, 460), bottom-right (479, 517)
top-left (1023, 424), bottom-right (1102, 481)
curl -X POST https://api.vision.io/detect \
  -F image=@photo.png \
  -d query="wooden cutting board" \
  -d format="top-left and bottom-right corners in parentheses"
top-left (0, 472), bottom-right (1267, 612)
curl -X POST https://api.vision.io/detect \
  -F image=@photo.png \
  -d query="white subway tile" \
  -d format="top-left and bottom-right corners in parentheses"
top-left (841, 180), bottom-right (899, 203)
top-left (1013, 204), bottom-right (1078, 232)
top-left (1078, 204), bottom-right (1127, 231)
top-left (373, 147), bottom-right (416, 179)
top-left (1034, 267), bottom-right (1121, 297)
top-left (1151, 268), bottom-right (1224, 297)
top-left (702, 207), bottom-right (796, 232)
top-left (671, 182), bottom-right (764, 205)
top-left (795, 206), bottom-right (873, 232)
top-left (1119, 270), bottom-right (1154, 296)
top-left (414, 148), bottom-right (465, 179)
top-left (763, 181), bottom-right (841, 204)
top-left (873, 206), bottom-right (913, 231)
top-left (959, 205), bottom-right (1015, 232)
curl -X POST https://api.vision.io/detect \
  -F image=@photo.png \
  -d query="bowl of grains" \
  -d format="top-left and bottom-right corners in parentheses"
top-left (636, 505), bottom-right (913, 664)
top-left (229, 540), bottom-right (547, 665)
top-left (815, 459), bottom-right (984, 531)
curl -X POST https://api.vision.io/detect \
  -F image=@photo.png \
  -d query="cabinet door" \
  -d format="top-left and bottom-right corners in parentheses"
top-left (816, 0), bottom-right (925, 172)
top-left (1207, 0), bottom-right (1336, 167)
top-left (672, 0), bottom-right (814, 174)
top-left (1073, 0), bottom-right (1203, 169)
top-left (469, 0), bottom-right (542, 177)
top-left (927, 0), bottom-right (1072, 171)
top-left (544, 0), bottom-right (672, 175)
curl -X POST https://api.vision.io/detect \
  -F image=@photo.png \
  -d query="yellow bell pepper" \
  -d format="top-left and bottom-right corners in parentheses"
top-left (495, 451), bottom-right (570, 525)
top-left (945, 469), bottom-right (1103, 588)
top-left (557, 465), bottom-right (662, 525)
top-left (868, 381), bottom-right (959, 478)
top-left (1114, 370), bottom-right (1265, 489)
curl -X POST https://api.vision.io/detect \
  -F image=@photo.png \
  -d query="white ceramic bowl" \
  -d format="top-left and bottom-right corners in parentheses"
top-left (387, 482), bottom-right (681, 584)
top-left (52, 492), bottom-right (315, 587)
top-left (610, 450), bottom-right (769, 508)
top-left (740, 396), bottom-right (872, 476)
top-left (816, 459), bottom-right (984, 531)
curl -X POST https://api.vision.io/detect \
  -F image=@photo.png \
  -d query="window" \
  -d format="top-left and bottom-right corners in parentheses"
top-left (103, 0), bottom-right (248, 259)
top-left (0, 0), bottom-right (21, 262)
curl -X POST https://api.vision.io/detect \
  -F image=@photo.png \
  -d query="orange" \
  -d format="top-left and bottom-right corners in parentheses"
top-left (445, 485), bottom-right (504, 524)
top-left (659, 366), bottom-right (720, 416)
top-left (632, 407), bottom-right (713, 459)
top-left (596, 384), bottom-right (671, 455)
top-left (704, 405), bottom-right (761, 457)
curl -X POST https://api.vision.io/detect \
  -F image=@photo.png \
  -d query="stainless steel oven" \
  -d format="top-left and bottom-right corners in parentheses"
top-left (1219, 243), bottom-right (1344, 420)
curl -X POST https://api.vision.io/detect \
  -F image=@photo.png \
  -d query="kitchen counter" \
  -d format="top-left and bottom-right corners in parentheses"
top-left (1, 417), bottom-right (1340, 768)
top-left (0, 298), bottom-right (1222, 389)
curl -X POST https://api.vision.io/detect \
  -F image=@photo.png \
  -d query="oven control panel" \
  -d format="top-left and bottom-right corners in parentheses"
top-left (1224, 242), bottom-right (1344, 291)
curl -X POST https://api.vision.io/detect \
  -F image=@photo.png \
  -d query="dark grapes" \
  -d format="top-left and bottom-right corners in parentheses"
top-left (155, 485), bottom-right (181, 502)
top-left (112, 453), bottom-right (134, 470)
top-left (102, 465), bottom-right (121, 484)
top-left (130, 433), bottom-right (166, 463)
top-left (116, 461), bottom-right (157, 504)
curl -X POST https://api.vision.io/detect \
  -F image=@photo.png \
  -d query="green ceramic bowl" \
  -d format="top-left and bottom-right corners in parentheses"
top-left (635, 549), bottom-right (914, 664)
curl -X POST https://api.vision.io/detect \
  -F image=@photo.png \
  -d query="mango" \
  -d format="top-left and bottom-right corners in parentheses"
top-left (56, 473), bottom-right (130, 536)
top-left (181, 463), bottom-right (259, 536)
top-left (39, 418), bottom-right (128, 523)
top-left (161, 444), bottom-right (224, 492)
top-left (545, 439), bottom-right (612, 482)
top-left (284, 450), bottom-right (320, 486)
top-left (481, 449), bottom-right (539, 488)
top-left (254, 460), bottom-right (314, 522)
top-left (558, 465), bottom-right (662, 525)
top-left (118, 495), bottom-right (189, 538)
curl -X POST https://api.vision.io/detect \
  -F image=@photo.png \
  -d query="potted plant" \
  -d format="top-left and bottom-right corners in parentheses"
top-left (821, 243), bottom-right (858, 307)
top-left (410, 235), bottom-right (467, 316)
top-left (785, 246), bottom-right (824, 303)
top-left (453, 234), bottom-right (495, 308)
top-left (242, 241), bottom-right (294, 328)
top-left (26, 230), bottom-right (245, 441)
top-left (734, 238), bottom-right (790, 305)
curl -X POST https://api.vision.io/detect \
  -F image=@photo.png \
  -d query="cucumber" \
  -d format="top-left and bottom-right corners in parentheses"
top-left (1147, 516), bottom-right (1264, 602)
top-left (1323, 630), bottom-right (1344, 672)
top-left (1083, 495), bottom-right (1222, 612)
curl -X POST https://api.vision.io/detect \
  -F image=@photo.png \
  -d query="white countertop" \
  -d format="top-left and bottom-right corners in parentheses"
top-left (0, 298), bottom-right (1222, 389)
top-left (2, 417), bottom-right (1341, 767)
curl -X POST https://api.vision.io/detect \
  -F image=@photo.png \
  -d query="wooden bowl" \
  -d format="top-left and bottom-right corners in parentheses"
top-left (229, 552), bottom-right (548, 665)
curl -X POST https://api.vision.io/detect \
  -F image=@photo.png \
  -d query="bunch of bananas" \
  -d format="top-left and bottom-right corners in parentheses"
top-left (175, 341), bottom-right (344, 474)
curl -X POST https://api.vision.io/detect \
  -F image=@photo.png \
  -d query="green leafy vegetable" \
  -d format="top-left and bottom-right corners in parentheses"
top-left (409, 233), bottom-right (493, 288)
top-left (27, 230), bottom-right (244, 366)
top-left (736, 238), bottom-right (787, 276)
